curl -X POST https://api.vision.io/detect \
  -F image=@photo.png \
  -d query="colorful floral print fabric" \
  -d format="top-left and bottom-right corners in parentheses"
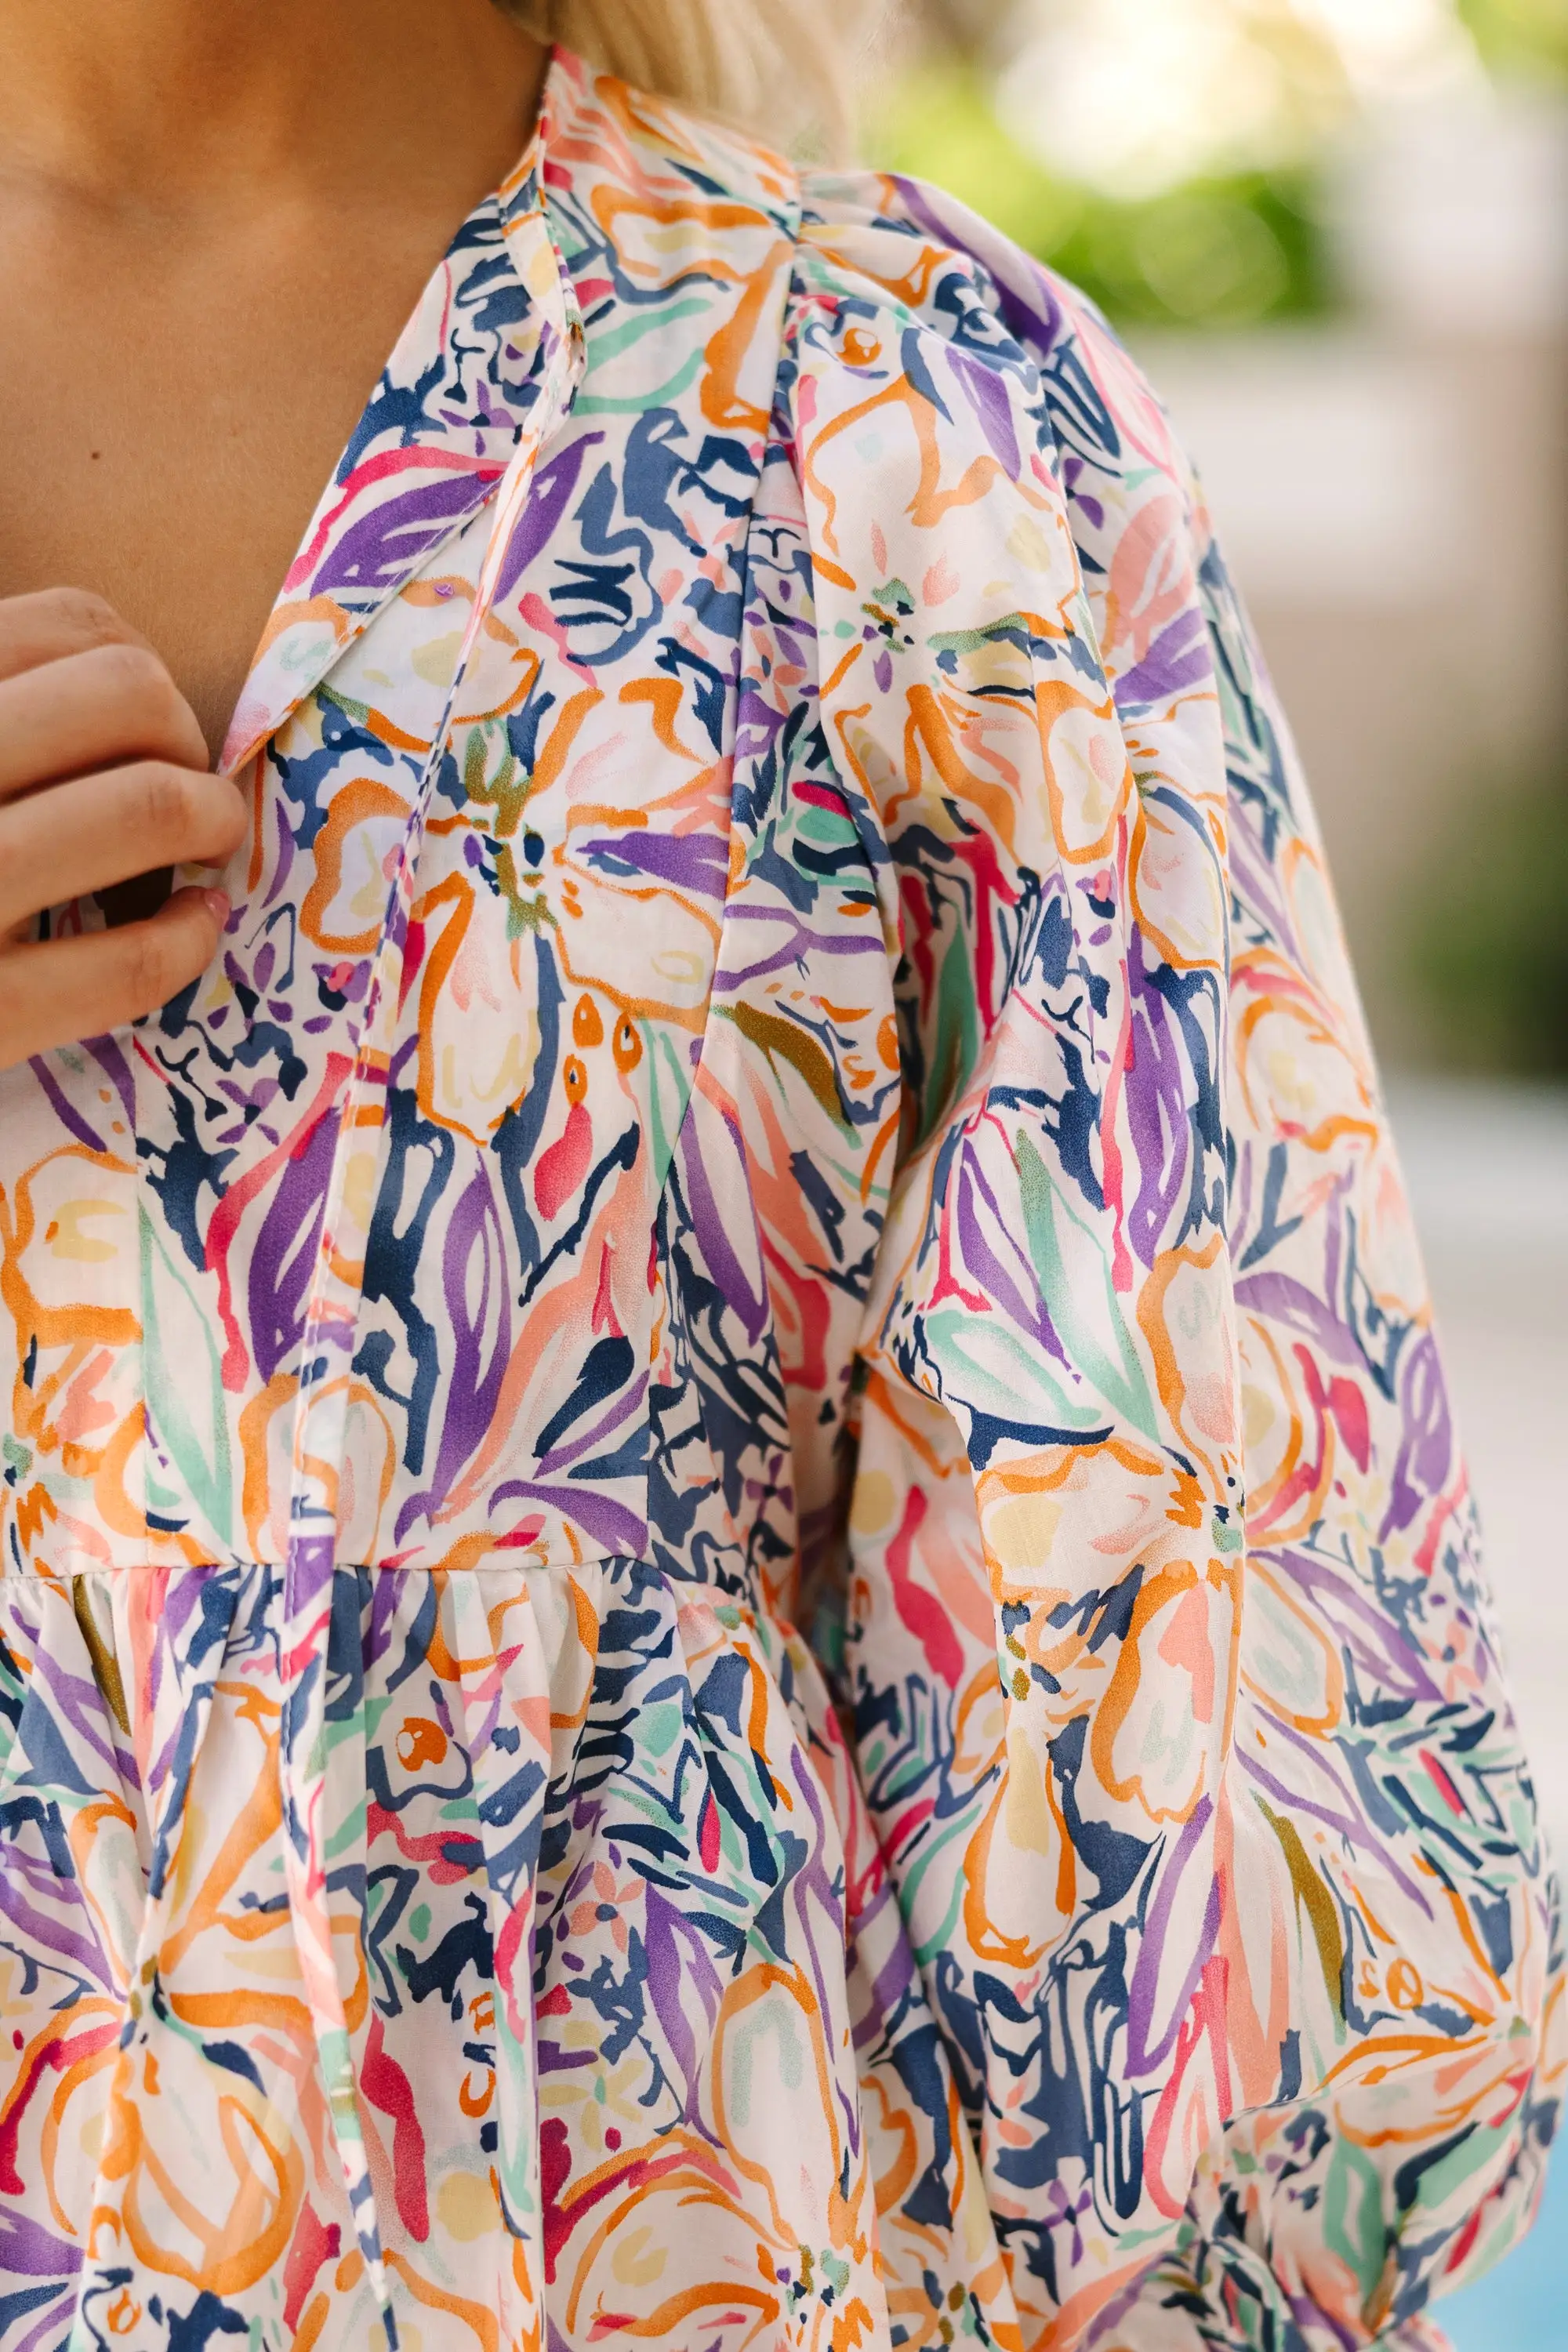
top-left (0, 48), bottom-right (1559, 2352)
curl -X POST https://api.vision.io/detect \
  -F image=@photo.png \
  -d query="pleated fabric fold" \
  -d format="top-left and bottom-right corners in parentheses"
top-left (3, 1559), bottom-right (982, 2350)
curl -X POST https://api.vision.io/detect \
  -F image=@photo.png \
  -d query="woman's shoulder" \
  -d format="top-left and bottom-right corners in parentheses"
top-left (557, 58), bottom-right (1205, 544)
top-left (789, 165), bottom-right (1195, 503)
top-left (797, 164), bottom-right (1081, 349)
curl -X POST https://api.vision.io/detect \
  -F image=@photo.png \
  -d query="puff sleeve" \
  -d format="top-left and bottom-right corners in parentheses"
top-left (782, 169), bottom-right (1563, 2350)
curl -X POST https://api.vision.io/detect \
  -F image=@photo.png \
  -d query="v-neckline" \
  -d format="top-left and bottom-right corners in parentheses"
top-left (215, 43), bottom-right (575, 781)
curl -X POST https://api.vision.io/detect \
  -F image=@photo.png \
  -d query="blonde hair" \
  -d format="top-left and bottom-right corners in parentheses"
top-left (503, 1), bottom-right (860, 148)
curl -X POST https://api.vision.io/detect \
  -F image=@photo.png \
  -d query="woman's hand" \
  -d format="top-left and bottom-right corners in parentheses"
top-left (0, 588), bottom-right (248, 1072)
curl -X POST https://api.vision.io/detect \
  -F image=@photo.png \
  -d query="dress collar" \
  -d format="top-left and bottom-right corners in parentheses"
top-left (219, 45), bottom-right (586, 776)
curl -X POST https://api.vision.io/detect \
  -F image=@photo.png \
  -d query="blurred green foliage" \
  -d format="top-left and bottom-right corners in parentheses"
top-left (1411, 775), bottom-right (1568, 1076)
top-left (1457, 0), bottom-right (1568, 82)
top-left (1437, 5), bottom-right (1568, 1058)
top-left (867, 64), bottom-right (1331, 328)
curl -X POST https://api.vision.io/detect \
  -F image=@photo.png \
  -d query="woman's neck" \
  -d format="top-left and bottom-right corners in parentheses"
top-left (0, 0), bottom-right (550, 220)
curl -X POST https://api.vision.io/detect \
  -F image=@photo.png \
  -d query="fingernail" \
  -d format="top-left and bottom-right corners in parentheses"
top-left (202, 888), bottom-right (231, 927)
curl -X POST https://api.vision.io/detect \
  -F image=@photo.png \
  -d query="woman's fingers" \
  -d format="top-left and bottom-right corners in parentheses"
top-left (0, 588), bottom-right (234, 1068)
top-left (0, 638), bottom-right (209, 800)
top-left (0, 763), bottom-right (248, 933)
top-left (0, 585), bottom-right (156, 686)
top-left (0, 587), bottom-right (235, 1068)
top-left (0, 887), bottom-right (231, 1067)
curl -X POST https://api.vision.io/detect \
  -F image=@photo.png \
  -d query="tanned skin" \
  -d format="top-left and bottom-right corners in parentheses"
top-left (0, 0), bottom-right (548, 1065)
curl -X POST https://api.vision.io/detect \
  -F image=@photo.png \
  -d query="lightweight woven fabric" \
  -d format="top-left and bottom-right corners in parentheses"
top-left (1, 48), bottom-right (1559, 2352)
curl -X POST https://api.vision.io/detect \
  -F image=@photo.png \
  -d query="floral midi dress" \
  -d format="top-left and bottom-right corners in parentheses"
top-left (0, 47), bottom-right (1559, 2352)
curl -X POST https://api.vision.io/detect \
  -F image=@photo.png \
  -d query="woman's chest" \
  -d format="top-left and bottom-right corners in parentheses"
top-left (0, 389), bottom-right (866, 1587)
top-left (0, 228), bottom-right (463, 764)
top-left (0, 161), bottom-right (895, 1598)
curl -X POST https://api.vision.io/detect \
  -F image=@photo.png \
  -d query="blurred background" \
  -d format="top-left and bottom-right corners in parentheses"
top-left (858, 2), bottom-right (1568, 2341)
